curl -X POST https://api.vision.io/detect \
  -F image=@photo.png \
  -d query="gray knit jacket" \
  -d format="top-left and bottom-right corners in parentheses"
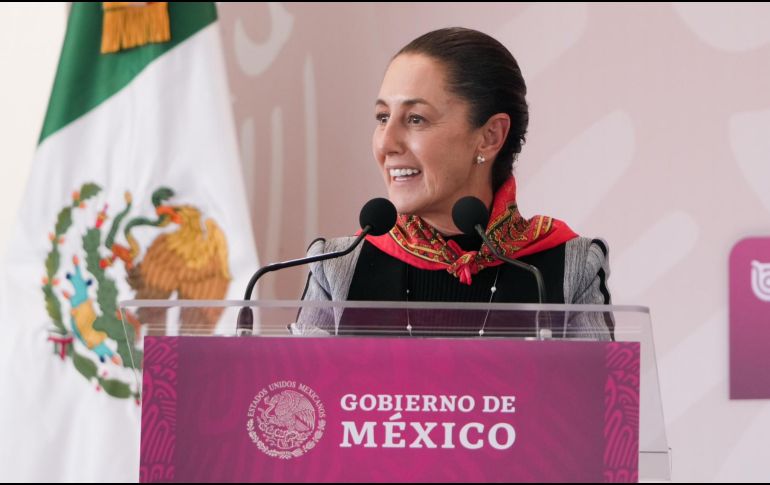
top-left (293, 236), bottom-right (613, 340)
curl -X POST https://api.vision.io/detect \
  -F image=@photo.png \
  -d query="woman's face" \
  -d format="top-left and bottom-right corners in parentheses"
top-left (373, 54), bottom-right (488, 222)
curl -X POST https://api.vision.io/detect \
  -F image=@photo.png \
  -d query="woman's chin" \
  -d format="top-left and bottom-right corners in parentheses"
top-left (389, 197), bottom-right (423, 216)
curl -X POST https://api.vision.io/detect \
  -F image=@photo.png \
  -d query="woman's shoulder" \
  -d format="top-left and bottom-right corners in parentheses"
top-left (564, 236), bottom-right (609, 264)
top-left (305, 236), bottom-right (364, 301)
top-left (307, 236), bottom-right (359, 256)
top-left (563, 236), bottom-right (611, 304)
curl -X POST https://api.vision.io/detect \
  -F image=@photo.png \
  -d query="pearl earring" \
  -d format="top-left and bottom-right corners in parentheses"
top-left (476, 154), bottom-right (486, 164)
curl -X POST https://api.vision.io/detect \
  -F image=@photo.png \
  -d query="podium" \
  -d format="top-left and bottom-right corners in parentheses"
top-left (119, 300), bottom-right (671, 483)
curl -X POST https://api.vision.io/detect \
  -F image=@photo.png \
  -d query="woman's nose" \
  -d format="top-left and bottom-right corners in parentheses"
top-left (376, 120), bottom-right (405, 157)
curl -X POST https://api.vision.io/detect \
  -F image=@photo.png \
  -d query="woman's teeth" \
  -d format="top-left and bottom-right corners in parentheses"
top-left (389, 168), bottom-right (421, 178)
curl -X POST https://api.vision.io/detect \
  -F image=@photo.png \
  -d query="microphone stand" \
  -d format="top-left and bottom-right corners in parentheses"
top-left (235, 226), bottom-right (373, 336)
top-left (474, 225), bottom-right (553, 340)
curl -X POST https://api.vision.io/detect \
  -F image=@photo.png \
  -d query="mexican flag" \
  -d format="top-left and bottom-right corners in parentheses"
top-left (0, 3), bottom-right (257, 481)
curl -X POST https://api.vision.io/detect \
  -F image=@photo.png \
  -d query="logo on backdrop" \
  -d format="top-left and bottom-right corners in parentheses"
top-left (751, 260), bottom-right (770, 302)
top-left (247, 381), bottom-right (327, 459)
top-left (42, 183), bottom-right (231, 401)
top-left (730, 238), bottom-right (770, 399)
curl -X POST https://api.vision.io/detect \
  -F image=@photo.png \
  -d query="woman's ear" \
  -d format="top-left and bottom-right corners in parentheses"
top-left (477, 113), bottom-right (511, 160)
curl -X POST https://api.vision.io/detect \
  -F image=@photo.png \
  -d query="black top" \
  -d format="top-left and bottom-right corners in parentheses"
top-left (340, 234), bottom-right (568, 337)
top-left (347, 234), bottom-right (566, 304)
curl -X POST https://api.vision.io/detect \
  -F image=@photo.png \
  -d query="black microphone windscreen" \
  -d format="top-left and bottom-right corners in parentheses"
top-left (452, 196), bottom-right (489, 236)
top-left (359, 198), bottom-right (397, 236)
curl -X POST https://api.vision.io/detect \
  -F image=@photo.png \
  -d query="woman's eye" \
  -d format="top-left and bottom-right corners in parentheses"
top-left (407, 115), bottom-right (425, 125)
top-left (375, 113), bottom-right (389, 124)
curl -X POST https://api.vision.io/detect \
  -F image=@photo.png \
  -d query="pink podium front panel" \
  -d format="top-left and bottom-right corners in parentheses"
top-left (140, 336), bottom-right (639, 483)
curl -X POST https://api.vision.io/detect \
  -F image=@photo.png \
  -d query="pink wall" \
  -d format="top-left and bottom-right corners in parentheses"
top-left (217, 3), bottom-right (770, 481)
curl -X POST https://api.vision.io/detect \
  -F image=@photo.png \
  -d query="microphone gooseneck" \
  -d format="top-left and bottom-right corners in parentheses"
top-left (451, 196), bottom-right (551, 339)
top-left (236, 198), bottom-right (397, 335)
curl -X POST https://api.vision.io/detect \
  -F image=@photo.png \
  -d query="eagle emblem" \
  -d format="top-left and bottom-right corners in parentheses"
top-left (42, 183), bottom-right (231, 400)
top-left (246, 382), bottom-right (326, 459)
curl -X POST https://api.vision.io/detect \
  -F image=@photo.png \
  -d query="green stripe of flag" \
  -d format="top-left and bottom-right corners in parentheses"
top-left (39, 2), bottom-right (217, 144)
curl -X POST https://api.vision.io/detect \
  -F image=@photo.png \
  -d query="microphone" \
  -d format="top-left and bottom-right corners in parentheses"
top-left (451, 196), bottom-right (552, 338)
top-left (236, 197), bottom-right (397, 335)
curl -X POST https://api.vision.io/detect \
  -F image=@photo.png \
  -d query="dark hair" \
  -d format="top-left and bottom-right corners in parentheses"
top-left (397, 27), bottom-right (528, 193)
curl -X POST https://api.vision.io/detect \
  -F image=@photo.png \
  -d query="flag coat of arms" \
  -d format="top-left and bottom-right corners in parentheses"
top-left (0, 3), bottom-right (258, 481)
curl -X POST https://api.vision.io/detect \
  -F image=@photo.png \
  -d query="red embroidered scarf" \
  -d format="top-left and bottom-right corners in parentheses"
top-left (365, 176), bottom-right (578, 285)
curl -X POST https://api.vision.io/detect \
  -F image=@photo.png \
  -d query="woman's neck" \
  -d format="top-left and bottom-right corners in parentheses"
top-left (420, 214), bottom-right (463, 236)
top-left (419, 190), bottom-right (494, 236)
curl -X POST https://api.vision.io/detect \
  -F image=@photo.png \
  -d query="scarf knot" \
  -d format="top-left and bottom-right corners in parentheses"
top-left (447, 249), bottom-right (479, 285)
top-left (364, 176), bottom-right (579, 284)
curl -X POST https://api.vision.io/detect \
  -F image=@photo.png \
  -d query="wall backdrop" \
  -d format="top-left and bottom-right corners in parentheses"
top-left (217, 3), bottom-right (770, 482)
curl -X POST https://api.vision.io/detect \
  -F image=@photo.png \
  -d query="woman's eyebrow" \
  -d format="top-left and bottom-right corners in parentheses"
top-left (375, 98), bottom-right (434, 108)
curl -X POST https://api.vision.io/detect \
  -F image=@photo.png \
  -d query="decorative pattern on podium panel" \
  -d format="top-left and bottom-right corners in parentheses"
top-left (140, 337), bottom-right (179, 482)
top-left (603, 343), bottom-right (641, 482)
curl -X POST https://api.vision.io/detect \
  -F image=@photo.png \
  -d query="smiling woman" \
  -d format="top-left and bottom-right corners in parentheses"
top-left (295, 28), bottom-right (613, 340)
top-left (373, 53), bottom-right (498, 234)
